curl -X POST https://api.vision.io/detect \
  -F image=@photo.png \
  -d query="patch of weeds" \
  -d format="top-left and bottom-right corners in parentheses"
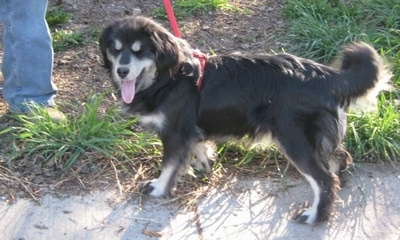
top-left (9, 95), bottom-right (161, 170)
top-left (46, 7), bottom-right (71, 27)
top-left (52, 29), bottom-right (85, 51)
top-left (0, 125), bottom-right (12, 136)
top-left (46, 7), bottom-right (85, 52)
top-left (346, 93), bottom-right (400, 164)
top-left (153, 0), bottom-right (245, 19)
top-left (281, 0), bottom-right (400, 64)
top-left (89, 26), bottom-right (104, 41)
top-left (215, 142), bottom-right (283, 172)
top-left (384, 48), bottom-right (400, 89)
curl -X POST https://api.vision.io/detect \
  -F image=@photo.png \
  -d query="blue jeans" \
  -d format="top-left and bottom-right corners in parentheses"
top-left (0, 0), bottom-right (58, 113)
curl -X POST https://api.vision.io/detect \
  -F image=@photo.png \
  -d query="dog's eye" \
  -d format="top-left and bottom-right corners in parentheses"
top-left (111, 47), bottom-right (121, 53)
top-left (113, 40), bottom-right (123, 52)
top-left (132, 49), bottom-right (145, 57)
top-left (131, 41), bottom-right (142, 55)
top-left (110, 45), bottom-right (122, 53)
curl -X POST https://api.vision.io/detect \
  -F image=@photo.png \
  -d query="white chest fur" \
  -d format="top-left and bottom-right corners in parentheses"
top-left (139, 112), bottom-right (166, 132)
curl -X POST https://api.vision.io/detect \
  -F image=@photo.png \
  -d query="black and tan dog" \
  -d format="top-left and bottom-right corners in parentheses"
top-left (99, 16), bottom-right (391, 224)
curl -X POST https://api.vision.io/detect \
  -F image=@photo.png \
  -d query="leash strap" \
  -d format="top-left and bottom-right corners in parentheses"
top-left (163, 0), bottom-right (182, 38)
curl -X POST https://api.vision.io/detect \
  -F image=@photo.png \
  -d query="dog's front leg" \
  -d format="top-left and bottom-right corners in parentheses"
top-left (141, 164), bottom-right (177, 197)
top-left (141, 138), bottom-right (190, 197)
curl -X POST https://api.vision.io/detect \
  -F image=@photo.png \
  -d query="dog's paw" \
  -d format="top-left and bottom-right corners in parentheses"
top-left (190, 141), bottom-right (216, 173)
top-left (294, 209), bottom-right (316, 224)
top-left (191, 156), bottom-right (211, 173)
top-left (140, 179), bottom-right (168, 197)
top-left (294, 208), bottom-right (326, 225)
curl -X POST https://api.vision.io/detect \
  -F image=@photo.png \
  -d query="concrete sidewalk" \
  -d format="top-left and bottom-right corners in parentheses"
top-left (1, 163), bottom-right (399, 240)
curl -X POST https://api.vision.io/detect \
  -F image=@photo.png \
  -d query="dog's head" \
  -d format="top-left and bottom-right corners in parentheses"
top-left (99, 16), bottom-right (199, 104)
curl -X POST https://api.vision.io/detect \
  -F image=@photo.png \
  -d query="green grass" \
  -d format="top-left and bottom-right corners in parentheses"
top-left (6, 95), bottom-right (161, 170)
top-left (46, 7), bottom-right (71, 27)
top-left (46, 7), bottom-right (86, 52)
top-left (281, 0), bottom-right (400, 163)
top-left (89, 25), bottom-right (104, 41)
top-left (281, 0), bottom-right (400, 63)
top-left (52, 29), bottom-right (85, 52)
top-left (153, 0), bottom-right (245, 19)
top-left (346, 94), bottom-right (400, 165)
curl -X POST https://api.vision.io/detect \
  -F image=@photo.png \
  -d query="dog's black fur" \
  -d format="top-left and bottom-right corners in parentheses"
top-left (99, 16), bottom-right (391, 224)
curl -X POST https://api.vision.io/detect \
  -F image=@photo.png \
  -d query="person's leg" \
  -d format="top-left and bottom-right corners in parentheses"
top-left (0, 0), bottom-right (58, 113)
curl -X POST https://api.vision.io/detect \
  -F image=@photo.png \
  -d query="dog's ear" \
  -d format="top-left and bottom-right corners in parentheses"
top-left (149, 29), bottom-right (181, 74)
top-left (99, 26), bottom-right (113, 70)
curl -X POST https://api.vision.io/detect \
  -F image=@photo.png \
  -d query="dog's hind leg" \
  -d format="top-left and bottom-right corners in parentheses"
top-left (189, 141), bottom-right (216, 173)
top-left (330, 146), bottom-right (352, 175)
top-left (276, 134), bottom-right (339, 224)
top-left (329, 146), bottom-right (352, 187)
top-left (294, 166), bottom-right (340, 224)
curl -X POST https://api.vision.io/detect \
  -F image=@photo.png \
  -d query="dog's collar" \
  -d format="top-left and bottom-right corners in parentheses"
top-left (192, 49), bottom-right (207, 90)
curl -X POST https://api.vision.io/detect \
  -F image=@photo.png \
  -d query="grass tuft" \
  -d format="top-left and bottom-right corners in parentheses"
top-left (9, 95), bottom-right (161, 170)
top-left (281, 0), bottom-right (400, 63)
top-left (346, 94), bottom-right (400, 164)
top-left (52, 29), bottom-right (85, 52)
top-left (46, 7), bottom-right (71, 27)
top-left (153, 0), bottom-right (245, 19)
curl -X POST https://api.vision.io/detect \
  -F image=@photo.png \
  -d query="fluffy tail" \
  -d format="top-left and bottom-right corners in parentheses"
top-left (337, 42), bottom-right (392, 111)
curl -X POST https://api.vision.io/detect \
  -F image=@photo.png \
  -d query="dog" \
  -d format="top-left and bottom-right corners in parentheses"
top-left (99, 16), bottom-right (391, 224)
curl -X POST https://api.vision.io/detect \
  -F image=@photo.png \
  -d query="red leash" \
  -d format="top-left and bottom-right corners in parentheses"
top-left (163, 0), bottom-right (181, 38)
top-left (163, 0), bottom-right (206, 89)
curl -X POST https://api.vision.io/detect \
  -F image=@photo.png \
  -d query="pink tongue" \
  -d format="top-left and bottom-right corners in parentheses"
top-left (121, 80), bottom-right (136, 104)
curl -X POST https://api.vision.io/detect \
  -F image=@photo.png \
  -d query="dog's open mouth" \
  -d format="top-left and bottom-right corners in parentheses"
top-left (121, 80), bottom-right (136, 104)
top-left (121, 70), bottom-right (143, 104)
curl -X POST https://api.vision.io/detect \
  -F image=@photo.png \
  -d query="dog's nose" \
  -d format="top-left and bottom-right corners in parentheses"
top-left (117, 67), bottom-right (130, 79)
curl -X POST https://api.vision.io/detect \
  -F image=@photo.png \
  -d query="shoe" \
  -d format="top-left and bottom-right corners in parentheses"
top-left (22, 106), bottom-right (66, 122)
top-left (43, 107), bottom-right (66, 122)
top-left (9, 105), bottom-right (66, 122)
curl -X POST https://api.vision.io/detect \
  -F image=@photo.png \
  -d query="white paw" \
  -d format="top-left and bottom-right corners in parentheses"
top-left (295, 208), bottom-right (318, 224)
top-left (141, 165), bottom-right (176, 197)
top-left (190, 141), bottom-right (216, 173)
top-left (141, 179), bottom-right (168, 197)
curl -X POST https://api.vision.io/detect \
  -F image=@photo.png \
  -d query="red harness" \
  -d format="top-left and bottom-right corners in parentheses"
top-left (192, 49), bottom-right (207, 90)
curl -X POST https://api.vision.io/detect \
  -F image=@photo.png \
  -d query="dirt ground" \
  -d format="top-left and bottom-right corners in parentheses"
top-left (0, 0), bottom-right (288, 201)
